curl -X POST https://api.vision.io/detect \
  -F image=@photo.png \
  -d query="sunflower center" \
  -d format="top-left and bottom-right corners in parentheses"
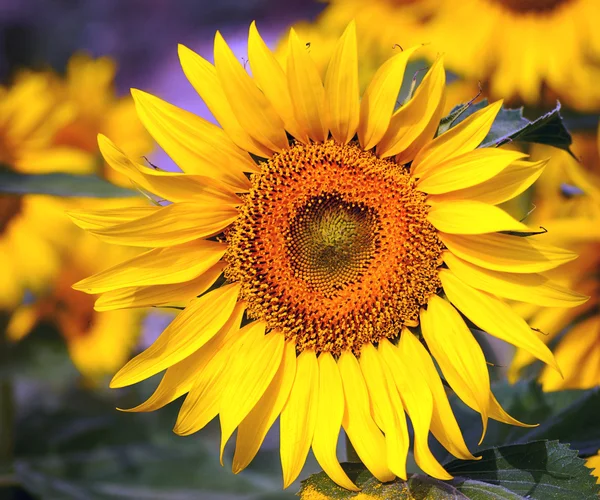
top-left (0, 196), bottom-right (22, 236)
top-left (225, 140), bottom-right (444, 356)
top-left (492, 0), bottom-right (571, 13)
top-left (287, 194), bottom-right (379, 296)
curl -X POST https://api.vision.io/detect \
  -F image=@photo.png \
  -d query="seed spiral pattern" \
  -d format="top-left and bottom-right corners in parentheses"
top-left (225, 140), bottom-right (445, 355)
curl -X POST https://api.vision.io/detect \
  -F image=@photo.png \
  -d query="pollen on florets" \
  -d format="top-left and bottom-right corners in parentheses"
top-left (225, 140), bottom-right (444, 356)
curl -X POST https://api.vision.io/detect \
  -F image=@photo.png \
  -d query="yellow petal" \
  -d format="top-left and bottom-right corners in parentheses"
top-left (439, 268), bottom-right (561, 375)
top-left (412, 100), bottom-right (503, 177)
top-left (233, 339), bottom-right (296, 473)
top-left (281, 350), bottom-right (319, 488)
top-left (219, 328), bottom-right (285, 463)
top-left (86, 202), bottom-right (239, 247)
top-left (68, 205), bottom-right (161, 231)
top-left (247, 22), bottom-right (307, 142)
top-left (177, 44), bottom-right (272, 157)
top-left (286, 28), bottom-right (328, 142)
top-left (109, 283), bottom-right (240, 388)
top-left (359, 344), bottom-right (409, 480)
top-left (540, 316), bottom-right (600, 391)
top-left (417, 150), bottom-right (527, 194)
top-left (74, 241), bottom-right (226, 293)
top-left (379, 339), bottom-right (451, 480)
top-left (357, 46), bottom-right (421, 150)
top-left (377, 57), bottom-right (446, 159)
top-left (427, 200), bottom-right (530, 234)
top-left (399, 328), bottom-right (477, 461)
top-left (94, 261), bottom-right (225, 311)
top-left (120, 301), bottom-right (245, 412)
top-left (312, 352), bottom-right (359, 491)
top-left (129, 92), bottom-right (255, 189)
top-left (338, 351), bottom-right (395, 483)
top-left (324, 21), bottom-right (359, 145)
top-left (214, 31), bottom-right (288, 153)
top-left (430, 159), bottom-right (547, 205)
top-left (6, 304), bottom-right (39, 342)
top-left (421, 296), bottom-right (490, 443)
top-left (174, 319), bottom-right (262, 436)
top-left (443, 252), bottom-right (588, 308)
top-left (438, 232), bottom-right (578, 273)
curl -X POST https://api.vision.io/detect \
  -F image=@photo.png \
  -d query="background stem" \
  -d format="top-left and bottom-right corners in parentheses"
top-left (0, 316), bottom-right (14, 468)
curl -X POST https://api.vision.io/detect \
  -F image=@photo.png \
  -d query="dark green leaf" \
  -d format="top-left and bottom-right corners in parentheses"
top-left (439, 100), bottom-right (573, 154)
top-left (299, 442), bottom-right (599, 499)
top-left (446, 441), bottom-right (599, 499)
top-left (436, 381), bottom-right (600, 460)
top-left (0, 172), bottom-right (138, 198)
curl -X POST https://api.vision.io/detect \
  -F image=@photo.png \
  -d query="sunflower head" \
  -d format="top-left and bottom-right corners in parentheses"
top-left (72, 21), bottom-right (586, 490)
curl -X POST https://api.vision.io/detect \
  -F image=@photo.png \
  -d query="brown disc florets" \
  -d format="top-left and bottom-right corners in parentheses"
top-left (225, 140), bottom-right (444, 355)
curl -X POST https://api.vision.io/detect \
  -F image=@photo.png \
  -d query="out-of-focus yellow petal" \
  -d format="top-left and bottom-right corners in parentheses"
top-left (427, 200), bottom-right (530, 234)
top-left (358, 46), bottom-right (421, 150)
top-left (430, 159), bottom-right (547, 205)
top-left (338, 351), bottom-right (395, 483)
top-left (85, 202), bottom-right (239, 247)
top-left (324, 21), bottom-right (359, 145)
top-left (6, 304), bottom-right (39, 342)
top-left (540, 316), bottom-right (600, 391)
top-left (233, 339), bottom-right (296, 473)
top-left (421, 296), bottom-right (490, 443)
top-left (94, 262), bottom-right (225, 311)
top-left (281, 350), bottom-right (319, 489)
top-left (439, 232), bottom-right (578, 273)
top-left (121, 301), bottom-right (245, 412)
top-left (312, 352), bottom-right (358, 491)
top-left (359, 344), bottom-right (409, 480)
top-left (177, 44), bottom-right (272, 157)
top-left (440, 269), bottom-right (561, 375)
top-left (219, 328), bottom-right (285, 463)
top-left (443, 252), bottom-right (588, 307)
top-left (417, 150), bottom-right (526, 194)
top-left (399, 329), bottom-right (477, 461)
top-left (73, 240), bottom-right (226, 293)
top-left (214, 31), bottom-right (288, 153)
top-left (379, 339), bottom-right (452, 480)
top-left (286, 29), bottom-right (328, 142)
top-left (412, 100), bottom-right (503, 177)
top-left (248, 22), bottom-right (307, 142)
top-left (377, 57), bottom-right (446, 160)
top-left (110, 283), bottom-right (240, 388)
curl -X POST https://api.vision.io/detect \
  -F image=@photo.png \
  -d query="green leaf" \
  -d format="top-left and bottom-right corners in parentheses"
top-left (298, 442), bottom-right (599, 499)
top-left (437, 381), bottom-right (600, 460)
top-left (440, 100), bottom-right (573, 154)
top-left (446, 441), bottom-right (599, 499)
top-left (0, 172), bottom-right (138, 198)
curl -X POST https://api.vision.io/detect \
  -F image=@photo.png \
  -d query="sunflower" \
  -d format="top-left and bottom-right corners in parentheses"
top-left (0, 72), bottom-right (84, 311)
top-left (509, 131), bottom-right (600, 391)
top-left (587, 452), bottom-right (600, 484)
top-left (424, 0), bottom-right (600, 111)
top-left (14, 53), bottom-right (152, 185)
top-left (72, 22), bottom-right (586, 489)
top-left (6, 231), bottom-right (144, 381)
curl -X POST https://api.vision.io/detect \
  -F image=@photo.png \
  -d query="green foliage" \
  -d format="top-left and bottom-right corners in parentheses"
top-left (440, 100), bottom-right (573, 154)
top-left (299, 442), bottom-right (599, 499)
top-left (0, 172), bottom-right (138, 198)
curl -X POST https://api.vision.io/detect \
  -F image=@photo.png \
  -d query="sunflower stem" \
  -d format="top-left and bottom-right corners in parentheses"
top-left (345, 433), bottom-right (361, 463)
top-left (0, 316), bottom-right (14, 469)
